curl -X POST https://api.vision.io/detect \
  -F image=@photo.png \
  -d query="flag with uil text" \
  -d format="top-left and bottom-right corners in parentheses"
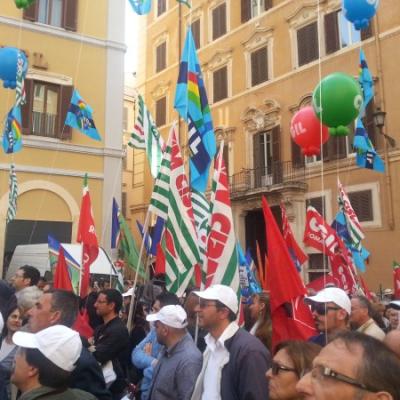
top-left (3, 106), bottom-right (22, 154)
top-left (204, 143), bottom-right (239, 292)
top-left (65, 90), bottom-right (101, 141)
top-left (129, 94), bottom-right (164, 178)
top-left (149, 124), bottom-right (201, 296)
top-left (6, 164), bottom-right (18, 224)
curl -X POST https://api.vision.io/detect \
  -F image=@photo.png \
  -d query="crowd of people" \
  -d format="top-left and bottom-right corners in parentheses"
top-left (1, 264), bottom-right (400, 400)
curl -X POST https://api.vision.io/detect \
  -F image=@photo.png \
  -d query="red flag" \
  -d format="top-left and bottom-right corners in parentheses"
top-left (394, 263), bottom-right (400, 299)
top-left (255, 241), bottom-right (268, 290)
top-left (73, 308), bottom-right (94, 339)
top-left (77, 174), bottom-right (99, 298)
top-left (358, 274), bottom-right (372, 300)
top-left (53, 246), bottom-right (73, 291)
top-left (281, 202), bottom-right (308, 270)
top-left (154, 243), bottom-right (166, 276)
top-left (262, 197), bottom-right (316, 349)
top-left (329, 253), bottom-right (358, 295)
top-left (306, 274), bottom-right (337, 292)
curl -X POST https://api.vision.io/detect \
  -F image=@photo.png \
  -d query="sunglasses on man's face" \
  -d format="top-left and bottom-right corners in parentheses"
top-left (310, 303), bottom-right (340, 315)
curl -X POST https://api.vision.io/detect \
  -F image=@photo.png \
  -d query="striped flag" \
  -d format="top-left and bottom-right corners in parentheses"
top-left (129, 94), bottom-right (164, 178)
top-left (149, 125), bottom-right (201, 296)
top-left (338, 179), bottom-right (365, 250)
top-left (2, 106), bottom-right (23, 154)
top-left (6, 164), bottom-right (18, 224)
top-left (204, 143), bottom-right (239, 292)
top-left (15, 51), bottom-right (26, 107)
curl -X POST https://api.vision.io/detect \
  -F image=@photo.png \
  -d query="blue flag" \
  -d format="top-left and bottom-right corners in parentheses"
top-left (3, 106), bottom-right (22, 154)
top-left (136, 220), bottom-right (152, 254)
top-left (174, 27), bottom-right (216, 192)
top-left (65, 90), bottom-right (101, 141)
top-left (128, 0), bottom-right (152, 15)
top-left (150, 216), bottom-right (164, 256)
top-left (111, 198), bottom-right (120, 249)
top-left (359, 49), bottom-right (374, 114)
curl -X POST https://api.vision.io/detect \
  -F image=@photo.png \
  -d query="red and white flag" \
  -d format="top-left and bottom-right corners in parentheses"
top-left (77, 174), bottom-right (99, 298)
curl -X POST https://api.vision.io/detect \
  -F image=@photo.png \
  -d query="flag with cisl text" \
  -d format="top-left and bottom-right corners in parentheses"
top-left (77, 174), bottom-right (99, 297)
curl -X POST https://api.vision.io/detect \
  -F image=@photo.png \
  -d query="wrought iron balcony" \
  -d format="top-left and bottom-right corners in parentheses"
top-left (229, 161), bottom-right (306, 197)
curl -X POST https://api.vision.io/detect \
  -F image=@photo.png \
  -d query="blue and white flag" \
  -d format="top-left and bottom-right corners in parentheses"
top-left (2, 106), bottom-right (22, 154)
top-left (128, 0), bottom-right (152, 15)
top-left (65, 90), bottom-right (101, 141)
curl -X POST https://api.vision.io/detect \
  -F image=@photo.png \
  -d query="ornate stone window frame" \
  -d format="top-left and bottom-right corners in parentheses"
top-left (208, 0), bottom-right (230, 44)
top-left (242, 27), bottom-right (274, 89)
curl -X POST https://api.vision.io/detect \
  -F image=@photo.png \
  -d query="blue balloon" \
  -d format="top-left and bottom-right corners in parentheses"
top-left (342, 0), bottom-right (380, 30)
top-left (0, 47), bottom-right (28, 89)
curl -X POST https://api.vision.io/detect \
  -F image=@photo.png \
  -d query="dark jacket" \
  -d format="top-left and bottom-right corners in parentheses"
top-left (19, 386), bottom-right (96, 400)
top-left (93, 317), bottom-right (130, 396)
top-left (71, 347), bottom-right (112, 400)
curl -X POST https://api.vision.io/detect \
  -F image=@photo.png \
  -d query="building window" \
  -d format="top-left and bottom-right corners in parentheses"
top-left (23, 0), bottom-right (78, 31)
top-left (213, 66), bottom-right (228, 103)
top-left (306, 196), bottom-right (325, 216)
top-left (155, 97), bottom-right (167, 127)
top-left (21, 79), bottom-right (73, 139)
top-left (191, 19), bottom-right (201, 49)
top-left (157, 0), bottom-right (166, 17)
top-left (212, 3), bottom-right (227, 41)
top-left (348, 190), bottom-right (373, 222)
top-left (251, 47), bottom-right (269, 86)
top-left (156, 42), bottom-right (167, 73)
top-left (241, 0), bottom-right (272, 23)
top-left (121, 192), bottom-right (127, 218)
top-left (297, 21), bottom-right (319, 66)
top-left (123, 107), bottom-right (128, 131)
top-left (307, 253), bottom-right (329, 282)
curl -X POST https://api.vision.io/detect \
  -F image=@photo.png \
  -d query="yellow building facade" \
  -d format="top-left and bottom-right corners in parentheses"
top-left (0, 0), bottom-right (125, 276)
top-left (135, 0), bottom-right (400, 291)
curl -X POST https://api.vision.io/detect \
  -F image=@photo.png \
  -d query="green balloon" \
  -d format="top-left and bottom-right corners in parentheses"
top-left (15, 0), bottom-right (36, 9)
top-left (312, 72), bottom-right (363, 137)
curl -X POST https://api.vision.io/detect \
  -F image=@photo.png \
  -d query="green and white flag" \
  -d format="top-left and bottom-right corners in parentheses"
top-left (129, 94), bottom-right (164, 178)
top-left (6, 164), bottom-right (18, 224)
top-left (149, 124), bottom-right (201, 296)
top-left (177, 0), bottom-right (191, 7)
top-left (204, 143), bottom-right (239, 292)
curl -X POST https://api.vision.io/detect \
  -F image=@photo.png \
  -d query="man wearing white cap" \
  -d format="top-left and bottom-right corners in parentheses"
top-left (191, 284), bottom-right (270, 400)
top-left (305, 287), bottom-right (351, 346)
top-left (146, 305), bottom-right (202, 400)
top-left (10, 325), bottom-right (96, 399)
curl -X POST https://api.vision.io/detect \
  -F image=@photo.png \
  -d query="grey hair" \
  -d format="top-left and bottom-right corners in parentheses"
top-left (16, 286), bottom-right (43, 312)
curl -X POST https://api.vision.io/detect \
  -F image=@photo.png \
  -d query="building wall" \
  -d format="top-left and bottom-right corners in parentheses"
top-left (0, 0), bottom-right (125, 275)
top-left (136, 0), bottom-right (400, 291)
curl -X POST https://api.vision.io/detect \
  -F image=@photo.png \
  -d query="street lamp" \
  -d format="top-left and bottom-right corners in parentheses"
top-left (373, 107), bottom-right (396, 148)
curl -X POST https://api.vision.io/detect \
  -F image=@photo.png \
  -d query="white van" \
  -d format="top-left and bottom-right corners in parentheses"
top-left (6, 243), bottom-right (118, 281)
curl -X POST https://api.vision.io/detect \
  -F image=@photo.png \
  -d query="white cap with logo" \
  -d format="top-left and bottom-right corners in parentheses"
top-left (146, 305), bottom-right (188, 328)
top-left (194, 284), bottom-right (238, 314)
top-left (305, 287), bottom-right (351, 314)
top-left (122, 288), bottom-right (134, 297)
top-left (13, 325), bottom-right (82, 372)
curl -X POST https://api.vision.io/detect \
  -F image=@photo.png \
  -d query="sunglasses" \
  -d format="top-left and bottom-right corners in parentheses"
top-left (310, 303), bottom-right (340, 315)
top-left (271, 361), bottom-right (297, 376)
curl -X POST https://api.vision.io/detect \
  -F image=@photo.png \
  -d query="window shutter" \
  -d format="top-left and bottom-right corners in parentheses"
top-left (251, 47), bottom-right (268, 86)
top-left (156, 97), bottom-right (166, 126)
top-left (213, 67), bottom-right (228, 103)
top-left (58, 85), bottom-right (73, 140)
top-left (348, 190), bottom-right (373, 222)
top-left (191, 19), bottom-right (201, 49)
top-left (297, 22), bottom-right (319, 66)
top-left (223, 144), bottom-right (229, 175)
top-left (291, 139), bottom-right (305, 168)
top-left (63, 0), bottom-right (78, 31)
top-left (156, 42), bottom-right (166, 72)
top-left (23, 2), bottom-right (38, 21)
top-left (253, 133), bottom-right (262, 187)
top-left (265, 0), bottom-right (273, 11)
top-left (361, 24), bottom-right (373, 41)
top-left (213, 3), bottom-right (226, 40)
top-left (272, 126), bottom-right (282, 184)
top-left (241, 0), bottom-right (251, 23)
top-left (21, 79), bottom-right (33, 135)
top-left (157, 0), bottom-right (166, 16)
top-left (325, 11), bottom-right (340, 55)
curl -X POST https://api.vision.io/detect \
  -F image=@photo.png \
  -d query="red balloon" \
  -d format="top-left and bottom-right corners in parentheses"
top-left (290, 106), bottom-right (329, 156)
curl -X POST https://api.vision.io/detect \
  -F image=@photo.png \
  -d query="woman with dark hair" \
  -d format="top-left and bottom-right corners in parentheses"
top-left (0, 304), bottom-right (23, 399)
top-left (266, 340), bottom-right (321, 400)
top-left (248, 291), bottom-right (273, 351)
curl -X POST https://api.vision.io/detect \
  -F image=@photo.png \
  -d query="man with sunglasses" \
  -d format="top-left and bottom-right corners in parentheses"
top-left (296, 331), bottom-right (400, 400)
top-left (191, 284), bottom-right (270, 400)
top-left (305, 287), bottom-right (351, 346)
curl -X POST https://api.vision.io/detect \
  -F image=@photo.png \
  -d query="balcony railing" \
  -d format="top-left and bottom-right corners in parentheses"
top-left (230, 161), bottom-right (306, 196)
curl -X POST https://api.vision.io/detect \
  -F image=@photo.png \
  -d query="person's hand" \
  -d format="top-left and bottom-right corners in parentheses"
top-left (144, 342), bottom-right (152, 355)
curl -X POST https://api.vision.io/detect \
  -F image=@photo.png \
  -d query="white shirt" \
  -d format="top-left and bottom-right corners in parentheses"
top-left (201, 322), bottom-right (239, 400)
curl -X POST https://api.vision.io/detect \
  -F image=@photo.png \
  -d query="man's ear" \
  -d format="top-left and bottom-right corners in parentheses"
top-left (337, 309), bottom-right (348, 321)
top-left (374, 391), bottom-right (393, 400)
top-left (50, 310), bottom-right (62, 325)
top-left (28, 365), bottom-right (39, 379)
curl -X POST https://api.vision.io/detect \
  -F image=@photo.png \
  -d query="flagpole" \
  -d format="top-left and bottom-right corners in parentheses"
top-left (126, 209), bottom-right (151, 332)
top-left (178, 1), bottom-right (182, 141)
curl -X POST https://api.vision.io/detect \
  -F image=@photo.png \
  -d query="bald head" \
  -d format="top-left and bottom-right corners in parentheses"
top-left (384, 330), bottom-right (400, 358)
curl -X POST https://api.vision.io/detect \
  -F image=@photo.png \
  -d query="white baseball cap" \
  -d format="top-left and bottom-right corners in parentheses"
top-left (0, 312), bottom-right (3, 333)
top-left (305, 287), bottom-right (351, 314)
top-left (122, 288), bottom-right (134, 297)
top-left (194, 284), bottom-right (238, 314)
top-left (146, 305), bottom-right (188, 328)
top-left (13, 325), bottom-right (82, 372)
